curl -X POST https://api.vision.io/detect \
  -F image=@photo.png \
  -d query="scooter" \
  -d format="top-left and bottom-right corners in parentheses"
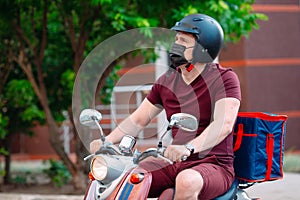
top-left (79, 109), bottom-right (260, 200)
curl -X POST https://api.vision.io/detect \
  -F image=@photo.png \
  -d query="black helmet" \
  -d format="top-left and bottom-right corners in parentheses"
top-left (171, 14), bottom-right (224, 63)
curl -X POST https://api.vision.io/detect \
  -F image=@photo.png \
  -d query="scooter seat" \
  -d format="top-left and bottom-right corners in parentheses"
top-left (212, 179), bottom-right (239, 200)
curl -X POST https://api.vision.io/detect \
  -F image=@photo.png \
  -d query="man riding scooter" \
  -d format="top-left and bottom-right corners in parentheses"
top-left (90, 13), bottom-right (241, 200)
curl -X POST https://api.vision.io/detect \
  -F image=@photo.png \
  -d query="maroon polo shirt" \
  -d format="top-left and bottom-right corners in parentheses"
top-left (147, 63), bottom-right (241, 159)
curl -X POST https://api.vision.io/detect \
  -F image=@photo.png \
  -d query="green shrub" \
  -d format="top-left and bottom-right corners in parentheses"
top-left (11, 174), bottom-right (27, 185)
top-left (43, 159), bottom-right (71, 187)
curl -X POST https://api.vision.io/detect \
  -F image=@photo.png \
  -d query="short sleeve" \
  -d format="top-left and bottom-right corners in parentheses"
top-left (214, 70), bottom-right (241, 102)
top-left (146, 82), bottom-right (163, 107)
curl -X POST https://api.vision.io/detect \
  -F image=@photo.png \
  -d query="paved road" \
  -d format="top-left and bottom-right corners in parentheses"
top-left (245, 172), bottom-right (300, 200)
top-left (0, 172), bottom-right (299, 200)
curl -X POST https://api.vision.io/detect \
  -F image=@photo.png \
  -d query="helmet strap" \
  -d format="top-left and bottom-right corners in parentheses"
top-left (185, 63), bottom-right (194, 72)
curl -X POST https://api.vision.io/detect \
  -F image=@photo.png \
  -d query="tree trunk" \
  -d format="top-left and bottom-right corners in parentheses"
top-left (3, 135), bottom-right (11, 184)
top-left (4, 153), bottom-right (10, 184)
top-left (45, 105), bottom-right (87, 191)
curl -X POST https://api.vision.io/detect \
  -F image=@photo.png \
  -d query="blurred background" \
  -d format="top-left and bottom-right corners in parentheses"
top-left (0, 0), bottom-right (299, 196)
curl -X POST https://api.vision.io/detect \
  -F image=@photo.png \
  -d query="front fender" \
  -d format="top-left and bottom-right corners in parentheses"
top-left (84, 180), bottom-right (98, 200)
top-left (84, 170), bottom-right (133, 200)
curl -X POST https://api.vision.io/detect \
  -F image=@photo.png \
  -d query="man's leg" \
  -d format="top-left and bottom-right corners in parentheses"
top-left (175, 162), bottom-right (234, 200)
top-left (139, 158), bottom-right (177, 198)
top-left (174, 169), bottom-right (203, 200)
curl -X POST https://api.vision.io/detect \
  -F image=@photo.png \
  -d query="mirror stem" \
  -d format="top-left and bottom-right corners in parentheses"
top-left (158, 126), bottom-right (171, 148)
top-left (92, 116), bottom-right (106, 142)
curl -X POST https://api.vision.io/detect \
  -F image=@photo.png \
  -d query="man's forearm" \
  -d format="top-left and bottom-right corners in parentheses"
top-left (189, 98), bottom-right (240, 155)
top-left (190, 119), bottom-right (233, 154)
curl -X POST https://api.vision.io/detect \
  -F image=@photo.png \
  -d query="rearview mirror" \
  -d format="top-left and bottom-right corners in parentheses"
top-left (79, 109), bottom-right (102, 128)
top-left (169, 113), bottom-right (198, 132)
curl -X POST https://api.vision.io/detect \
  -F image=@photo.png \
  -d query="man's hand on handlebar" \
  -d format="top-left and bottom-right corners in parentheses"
top-left (90, 139), bottom-right (103, 154)
top-left (164, 145), bottom-right (191, 162)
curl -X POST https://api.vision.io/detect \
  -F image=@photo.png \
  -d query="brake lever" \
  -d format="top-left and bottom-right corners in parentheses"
top-left (134, 148), bottom-right (158, 164)
top-left (157, 154), bottom-right (173, 164)
top-left (83, 154), bottom-right (95, 161)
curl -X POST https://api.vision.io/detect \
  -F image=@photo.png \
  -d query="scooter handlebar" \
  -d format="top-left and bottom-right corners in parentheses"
top-left (159, 146), bottom-right (188, 162)
top-left (134, 148), bottom-right (159, 164)
top-left (134, 148), bottom-right (175, 165)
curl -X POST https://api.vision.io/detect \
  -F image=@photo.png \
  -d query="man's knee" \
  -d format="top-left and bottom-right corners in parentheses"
top-left (175, 169), bottom-right (203, 199)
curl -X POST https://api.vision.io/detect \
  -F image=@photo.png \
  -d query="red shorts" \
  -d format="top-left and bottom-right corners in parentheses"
top-left (139, 155), bottom-right (234, 200)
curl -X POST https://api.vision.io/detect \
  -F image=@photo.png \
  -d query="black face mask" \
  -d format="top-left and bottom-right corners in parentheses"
top-left (169, 43), bottom-right (193, 69)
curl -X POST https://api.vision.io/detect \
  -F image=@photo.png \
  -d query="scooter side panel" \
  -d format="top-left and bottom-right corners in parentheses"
top-left (114, 168), bottom-right (152, 200)
top-left (106, 171), bottom-right (132, 200)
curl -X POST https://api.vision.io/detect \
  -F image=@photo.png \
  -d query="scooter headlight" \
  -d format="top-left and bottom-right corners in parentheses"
top-left (91, 156), bottom-right (108, 181)
top-left (90, 154), bottom-right (130, 184)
